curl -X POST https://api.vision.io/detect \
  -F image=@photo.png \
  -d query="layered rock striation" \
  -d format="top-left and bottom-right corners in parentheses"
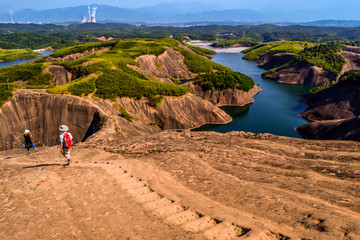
top-left (296, 81), bottom-right (360, 141)
top-left (0, 89), bottom-right (102, 150)
top-left (130, 47), bottom-right (196, 83)
top-left (259, 45), bottom-right (360, 86)
top-left (265, 62), bottom-right (337, 86)
top-left (0, 90), bottom-right (232, 151)
top-left (185, 82), bottom-right (262, 107)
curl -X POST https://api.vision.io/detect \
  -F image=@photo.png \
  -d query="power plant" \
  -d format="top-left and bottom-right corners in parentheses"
top-left (81, 6), bottom-right (97, 23)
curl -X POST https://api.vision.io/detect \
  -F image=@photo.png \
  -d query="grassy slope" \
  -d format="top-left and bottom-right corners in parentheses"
top-left (243, 41), bottom-right (346, 76)
top-left (0, 38), bottom-right (243, 107)
top-left (0, 49), bottom-right (41, 62)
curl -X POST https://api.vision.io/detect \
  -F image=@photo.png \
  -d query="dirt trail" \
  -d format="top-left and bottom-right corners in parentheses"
top-left (1, 130), bottom-right (360, 240)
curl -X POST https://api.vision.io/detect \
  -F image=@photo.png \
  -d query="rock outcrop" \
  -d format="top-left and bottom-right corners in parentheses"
top-left (45, 47), bottom-right (113, 63)
top-left (265, 62), bottom-right (337, 85)
top-left (0, 90), bottom-right (232, 151)
top-left (0, 89), bottom-right (102, 150)
top-left (130, 47), bottom-right (196, 83)
top-left (257, 53), bottom-right (294, 70)
top-left (185, 82), bottom-right (262, 106)
top-left (297, 81), bottom-right (360, 141)
top-left (260, 45), bottom-right (360, 86)
top-left (296, 116), bottom-right (360, 141)
top-left (299, 83), bottom-right (360, 121)
top-left (115, 93), bottom-right (232, 130)
top-left (45, 65), bottom-right (74, 85)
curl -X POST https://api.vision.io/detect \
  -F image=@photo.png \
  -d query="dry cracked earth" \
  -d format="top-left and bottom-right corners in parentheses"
top-left (0, 130), bottom-right (360, 240)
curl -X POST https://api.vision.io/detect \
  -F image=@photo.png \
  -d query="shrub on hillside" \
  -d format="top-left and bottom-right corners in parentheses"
top-left (180, 49), bottom-right (230, 73)
top-left (194, 71), bottom-right (255, 92)
top-left (0, 83), bottom-right (17, 107)
top-left (0, 63), bottom-right (52, 88)
top-left (185, 44), bottom-right (216, 59)
top-left (210, 38), bottom-right (259, 48)
top-left (95, 69), bottom-right (190, 101)
top-left (338, 70), bottom-right (360, 87)
top-left (51, 40), bottom-right (119, 58)
top-left (0, 49), bottom-right (41, 62)
top-left (295, 43), bottom-right (346, 74)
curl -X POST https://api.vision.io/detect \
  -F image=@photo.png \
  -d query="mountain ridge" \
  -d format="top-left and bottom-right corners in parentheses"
top-left (2, 3), bottom-right (360, 26)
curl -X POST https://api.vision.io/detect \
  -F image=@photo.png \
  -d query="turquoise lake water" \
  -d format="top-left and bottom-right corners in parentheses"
top-left (193, 48), bottom-right (314, 138)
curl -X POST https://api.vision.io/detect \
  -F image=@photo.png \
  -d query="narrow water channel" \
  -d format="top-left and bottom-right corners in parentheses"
top-left (0, 51), bottom-right (53, 68)
top-left (190, 42), bottom-right (314, 138)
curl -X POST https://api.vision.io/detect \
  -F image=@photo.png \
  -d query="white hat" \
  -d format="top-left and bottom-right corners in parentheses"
top-left (24, 129), bottom-right (30, 134)
top-left (59, 125), bottom-right (69, 131)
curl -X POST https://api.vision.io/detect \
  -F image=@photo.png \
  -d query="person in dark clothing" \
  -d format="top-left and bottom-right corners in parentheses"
top-left (23, 129), bottom-right (40, 155)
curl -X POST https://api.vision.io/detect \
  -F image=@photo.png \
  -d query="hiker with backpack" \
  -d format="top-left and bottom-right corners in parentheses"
top-left (59, 125), bottom-right (73, 166)
top-left (23, 129), bottom-right (40, 155)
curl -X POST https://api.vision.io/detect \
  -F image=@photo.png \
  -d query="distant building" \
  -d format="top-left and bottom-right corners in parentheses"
top-left (81, 16), bottom-right (87, 23)
top-left (81, 6), bottom-right (97, 23)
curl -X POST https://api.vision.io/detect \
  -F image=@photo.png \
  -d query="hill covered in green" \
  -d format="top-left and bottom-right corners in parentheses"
top-left (0, 38), bottom-right (251, 108)
top-left (0, 49), bottom-right (41, 62)
top-left (242, 41), bottom-right (346, 76)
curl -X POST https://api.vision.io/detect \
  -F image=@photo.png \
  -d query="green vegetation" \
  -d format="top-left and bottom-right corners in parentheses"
top-left (180, 48), bottom-right (231, 73)
top-left (0, 83), bottom-right (17, 107)
top-left (244, 41), bottom-right (346, 76)
top-left (0, 49), bottom-right (41, 62)
top-left (295, 43), bottom-right (346, 74)
top-left (185, 44), bottom-right (216, 59)
top-left (2, 23), bottom-right (360, 51)
top-left (51, 40), bottom-right (118, 58)
top-left (243, 41), bottom-right (315, 61)
top-left (210, 38), bottom-right (259, 48)
top-left (47, 39), bottom-right (195, 107)
top-left (309, 78), bottom-right (336, 94)
top-left (47, 75), bottom-right (97, 96)
top-left (94, 69), bottom-right (189, 101)
top-left (338, 70), bottom-right (360, 87)
top-left (193, 71), bottom-right (255, 92)
top-left (0, 38), bottom-right (249, 109)
top-left (0, 63), bottom-right (53, 88)
top-left (114, 105), bottom-right (135, 122)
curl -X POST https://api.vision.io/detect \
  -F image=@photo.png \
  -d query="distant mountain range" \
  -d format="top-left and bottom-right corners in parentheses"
top-left (1, 2), bottom-right (360, 26)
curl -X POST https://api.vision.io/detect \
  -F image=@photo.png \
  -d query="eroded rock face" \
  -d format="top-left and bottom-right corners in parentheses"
top-left (296, 116), bottom-right (360, 141)
top-left (45, 65), bottom-right (74, 86)
top-left (340, 48), bottom-right (360, 75)
top-left (45, 47), bottom-right (112, 63)
top-left (297, 82), bottom-right (360, 141)
top-left (0, 90), bottom-right (102, 151)
top-left (131, 47), bottom-right (196, 83)
top-left (257, 53), bottom-right (294, 70)
top-left (185, 82), bottom-right (262, 106)
top-left (260, 45), bottom-right (360, 86)
top-left (342, 46), bottom-right (360, 54)
top-left (0, 90), bottom-right (233, 150)
top-left (300, 83), bottom-right (360, 121)
top-left (264, 62), bottom-right (337, 86)
top-left (115, 93), bottom-right (232, 130)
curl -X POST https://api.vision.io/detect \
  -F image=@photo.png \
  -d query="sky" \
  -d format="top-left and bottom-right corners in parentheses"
top-left (1, 0), bottom-right (359, 13)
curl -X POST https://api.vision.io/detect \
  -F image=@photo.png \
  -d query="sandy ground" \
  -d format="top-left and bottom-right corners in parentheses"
top-left (187, 41), bottom-right (248, 53)
top-left (1, 130), bottom-right (360, 240)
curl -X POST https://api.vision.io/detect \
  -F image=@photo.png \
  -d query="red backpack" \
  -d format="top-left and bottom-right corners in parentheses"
top-left (63, 133), bottom-right (73, 148)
